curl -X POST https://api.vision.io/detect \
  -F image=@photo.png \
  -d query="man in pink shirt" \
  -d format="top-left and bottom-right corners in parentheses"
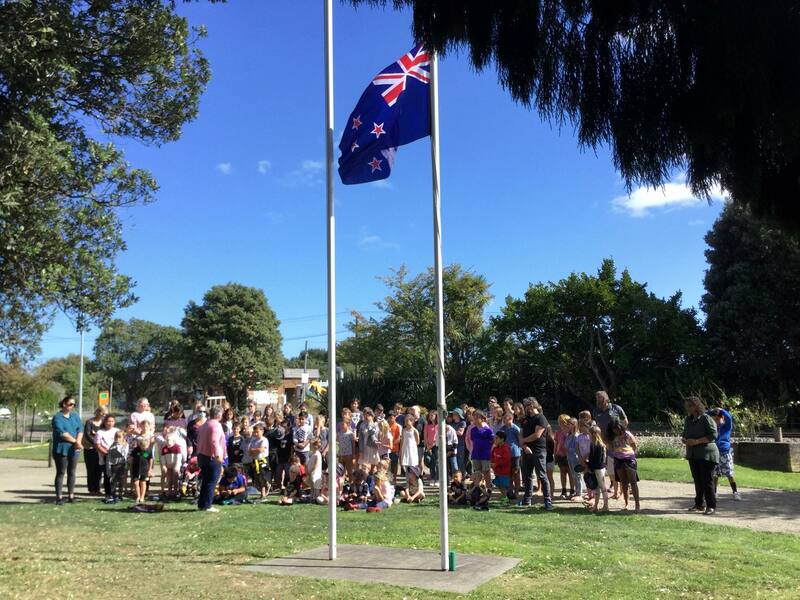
top-left (196, 406), bottom-right (227, 512)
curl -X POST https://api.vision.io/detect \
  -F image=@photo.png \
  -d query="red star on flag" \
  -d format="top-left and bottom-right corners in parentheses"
top-left (352, 115), bottom-right (362, 130)
top-left (368, 157), bottom-right (383, 172)
top-left (351, 141), bottom-right (359, 152)
top-left (371, 122), bottom-right (386, 138)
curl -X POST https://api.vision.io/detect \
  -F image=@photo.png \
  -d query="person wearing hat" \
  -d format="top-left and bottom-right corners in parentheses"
top-left (450, 408), bottom-right (467, 474)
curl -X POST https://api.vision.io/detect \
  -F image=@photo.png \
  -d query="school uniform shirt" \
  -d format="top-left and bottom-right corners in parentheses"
top-left (469, 424), bottom-right (495, 461)
top-left (249, 437), bottom-right (269, 462)
top-left (491, 443), bottom-right (511, 477)
top-left (94, 427), bottom-right (120, 464)
top-left (292, 423), bottom-right (313, 454)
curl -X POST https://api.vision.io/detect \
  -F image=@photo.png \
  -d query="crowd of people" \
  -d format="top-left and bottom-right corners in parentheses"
top-left (50, 390), bottom-right (739, 516)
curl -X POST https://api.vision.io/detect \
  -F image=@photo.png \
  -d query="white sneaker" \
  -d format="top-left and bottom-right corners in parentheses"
top-left (204, 506), bottom-right (220, 513)
top-left (733, 492), bottom-right (742, 501)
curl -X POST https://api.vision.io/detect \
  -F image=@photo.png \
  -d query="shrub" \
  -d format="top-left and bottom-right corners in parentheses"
top-left (636, 435), bottom-right (684, 459)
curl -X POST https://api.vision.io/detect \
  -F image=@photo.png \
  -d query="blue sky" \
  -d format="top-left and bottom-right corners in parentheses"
top-left (38, 1), bottom-right (725, 363)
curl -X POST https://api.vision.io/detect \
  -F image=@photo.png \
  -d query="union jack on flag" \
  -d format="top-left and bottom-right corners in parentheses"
top-left (338, 45), bottom-right (432, 185)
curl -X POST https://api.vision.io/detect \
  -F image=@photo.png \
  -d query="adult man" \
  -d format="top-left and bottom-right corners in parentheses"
top-left (518, 398), bottom-right (552, 510)
top-left (594, 390), bottom-right (628, 498)
top-left (708, 407), bottom-right (741, 501)
top-left (196, 406), bottom-right (227, 513)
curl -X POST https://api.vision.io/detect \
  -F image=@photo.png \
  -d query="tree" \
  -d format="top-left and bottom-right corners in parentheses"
top-left (0, 1), bottom-right (212, 360)
top-left (181, 284), bottom-right (283, 410)
top-left (93, 319), bottom-right (183, 411)
top-left (493, 259), bottom-right (707, 416)
top-left (702, 204), bottom-right (800, 405)
top-left (35, 354), bottom-right (103, 402)
top-left (286, 348), bottom-right (329, 381)
top-left (354, 1), bottom-right (800, 229)
top-left (338, 264), bottom-right (492, 398)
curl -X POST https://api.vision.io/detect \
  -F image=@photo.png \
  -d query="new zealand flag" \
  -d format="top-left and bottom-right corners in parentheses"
top-left (338, 45), bottom-right (431, 185)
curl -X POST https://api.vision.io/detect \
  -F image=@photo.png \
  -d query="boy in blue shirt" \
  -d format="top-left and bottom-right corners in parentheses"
top-left (708, 408), bottom-right (741, 501)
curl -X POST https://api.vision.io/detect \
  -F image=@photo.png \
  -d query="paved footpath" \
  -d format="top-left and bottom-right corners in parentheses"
top-left (1, 457), bottom-right (799, 535)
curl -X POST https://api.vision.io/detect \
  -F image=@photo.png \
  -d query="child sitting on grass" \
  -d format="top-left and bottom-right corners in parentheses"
top-left (448, 471), bottom-right (467, 506)
top-left (369, 470), bottom-right (394, 510)
top-left (216, 466), bottom-right (248, 505)
top-left (399, 465), bottom-right (425, 503)
top-left (279, 456), bottom-right (306, 505)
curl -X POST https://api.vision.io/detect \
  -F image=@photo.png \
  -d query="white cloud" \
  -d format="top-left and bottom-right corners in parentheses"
top-left (280, 159), bottom-right (324, 187)
top-left (688, 219), bottom-right (706, 227)
top-left (370, 179), bottom-right (393, 190)
top-left (257, 160), bottom-right (272, 174)
top-left (215, 162), bottom-right (232, 175)
top-left (612, 177), bottom-right (725, 217)
top-left (358, 229), bottom-right (399, 250)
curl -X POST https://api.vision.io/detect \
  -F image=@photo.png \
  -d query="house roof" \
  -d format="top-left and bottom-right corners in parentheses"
top-left (282, 368), bottom-right (320, 380)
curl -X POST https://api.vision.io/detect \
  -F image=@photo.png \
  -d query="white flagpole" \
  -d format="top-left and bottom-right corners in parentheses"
top-left (323, 0), bottom-right (338, 561)
top-left (430, 50), bottom-right (449, 572)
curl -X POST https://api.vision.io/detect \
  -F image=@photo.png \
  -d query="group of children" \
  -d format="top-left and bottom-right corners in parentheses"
top-left (84, 394), bottom-right (644, 515)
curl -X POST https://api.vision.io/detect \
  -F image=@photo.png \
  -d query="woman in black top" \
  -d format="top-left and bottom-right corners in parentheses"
top-left (82, 406), bottom-right (108, 494)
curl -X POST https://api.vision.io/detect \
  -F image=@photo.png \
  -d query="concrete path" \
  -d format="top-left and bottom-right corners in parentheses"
top-left (2, 458), bottom-right (799, 536)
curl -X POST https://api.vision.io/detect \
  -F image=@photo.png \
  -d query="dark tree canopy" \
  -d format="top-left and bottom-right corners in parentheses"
top-left (702, 204), bottom-right (800, 404)
top-left (181, 284), bottom-right (284, 409)
top-left (0, 1), bottom-right (211, 360)
top-left (355, 1), bottom-right (800, 229)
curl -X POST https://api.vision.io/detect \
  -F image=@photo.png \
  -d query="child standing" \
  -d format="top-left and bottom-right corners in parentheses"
top-left (248, 423), bottom-right (271, 501)
top-left (608, 421), bottom-right (640, 512)
top-left (104, 430), bottom-right (128, 503)
top-left (357, 408), bottom-right (380, 467)
top-left (491, 430), bottom-right (512, 500)
top-left (227, 423), bottom-right (244, 464)
top-left (338, 408), bottom-right (356, 482)
top-left (387, 411), bottom-right (402, 485)
top-left (566, 418), bottom-right (584, 500)
top-left (378, 419), bottom-right (393, 463)
top-left (399, 415), bottom-right (420, 476)
top-left (131, 435), bottom-right (153, 504)
top-left (587, 425), bottom-right (609, 512)
top-left (501, 412), bottom-right (522, 498)
top-left (554, 414), bottom-right (573, 498)
top-left (307, 440), bottom-right (324, 501)
top-left (293, 412), bottom-right (313, 465)
top-left (469, 411), bottom-right (495, 492)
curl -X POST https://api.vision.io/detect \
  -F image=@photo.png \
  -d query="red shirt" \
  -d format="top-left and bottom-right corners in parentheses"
top-left (491, 443), bottom-right (511, 477)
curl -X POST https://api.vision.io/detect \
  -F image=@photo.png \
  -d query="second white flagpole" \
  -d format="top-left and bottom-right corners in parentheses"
top-left (429, 50), bottom-right (450, 573)
top-left (323, 0), bottom-right (338, 562)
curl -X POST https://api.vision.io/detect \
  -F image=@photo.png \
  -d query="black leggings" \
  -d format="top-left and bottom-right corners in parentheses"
top-left (54, 452), bottom-right (80, 500)
top-left (689, 458), bottom-right (717, 509)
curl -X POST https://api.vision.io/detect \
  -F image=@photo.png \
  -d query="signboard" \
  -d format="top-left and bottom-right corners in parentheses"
top-left (300, 373), bottom-right (309, 384)
top-left (98, 391), bottom-right (110, 407)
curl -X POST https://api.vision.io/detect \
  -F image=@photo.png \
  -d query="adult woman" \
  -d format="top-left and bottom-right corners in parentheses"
top-left (682, 396), bottom-right (720, 515)
top-left (163, 400), bottom-right (187, 430)
top-left (93, 414), bottom-right (119, 500)
top-left (51, 396), bottom-right (83, 505)
top-left (82, 406), bottom-right (107, 495)
top-left (130, 397), bottom-right (155, 434)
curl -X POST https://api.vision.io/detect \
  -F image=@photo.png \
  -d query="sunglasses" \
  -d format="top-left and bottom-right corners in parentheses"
top-left (66, 403), bottom-right (75, 407)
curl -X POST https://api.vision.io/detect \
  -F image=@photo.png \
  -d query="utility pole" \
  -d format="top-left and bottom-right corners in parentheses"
top-left (301, 340), bottom-right (309, 405)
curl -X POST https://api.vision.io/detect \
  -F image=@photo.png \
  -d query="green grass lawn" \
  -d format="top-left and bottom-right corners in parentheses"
top-left (638, 458), bottom-right (800, 491)
top-left (0, 499), bottom-right (798, 599)
top-left (0, 443), bottom-right (50, 461)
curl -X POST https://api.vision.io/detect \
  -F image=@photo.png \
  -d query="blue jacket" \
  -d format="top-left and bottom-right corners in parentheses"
top-left (713, 409), bottom-right (733, 454)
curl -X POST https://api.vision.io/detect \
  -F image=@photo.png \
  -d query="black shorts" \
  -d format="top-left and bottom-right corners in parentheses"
top-left (131, 459), bottom-right (151, 482)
